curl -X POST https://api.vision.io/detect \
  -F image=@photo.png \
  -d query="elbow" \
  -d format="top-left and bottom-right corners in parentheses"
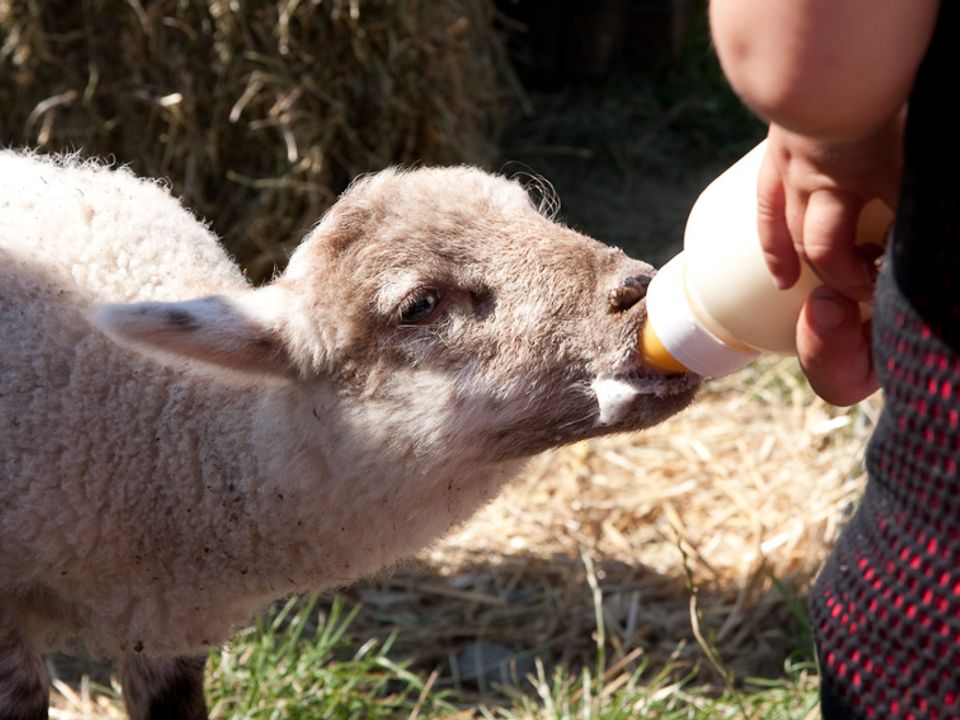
top-left (715, 56), bottom-right (805, 127)
top-left (709, 0), bottom-right (932, 141)
top-left (717, 47), bottom-right (907, 141)
top-left (712, 32), bottom-right (850, 138)
top-left (741, 79), bottom-right (906, 143)
top-left (708, 2), bottom-right (797, 124)
top-left (725, 72), bottom-right (863, 140)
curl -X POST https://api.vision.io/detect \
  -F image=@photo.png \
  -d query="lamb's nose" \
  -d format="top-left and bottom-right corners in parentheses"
top-left (607, 274), bottom-right (652, 312)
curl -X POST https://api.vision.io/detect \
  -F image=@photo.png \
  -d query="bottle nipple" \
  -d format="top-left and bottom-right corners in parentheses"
top-left (640, 320), bottom-right (689, 373)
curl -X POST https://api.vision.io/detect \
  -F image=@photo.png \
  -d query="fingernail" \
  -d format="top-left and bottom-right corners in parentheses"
top-left (771, 274), bottom-right (791, 290)
top-left (810, 293), bottom-right (848, 332)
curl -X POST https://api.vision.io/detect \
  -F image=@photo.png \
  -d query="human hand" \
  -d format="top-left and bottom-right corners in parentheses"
top-left (756, 120), bottom-right (902, 405)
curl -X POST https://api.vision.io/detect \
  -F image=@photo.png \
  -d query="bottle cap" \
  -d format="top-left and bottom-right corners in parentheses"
top-left (642, 254), bottom-right (758, 378)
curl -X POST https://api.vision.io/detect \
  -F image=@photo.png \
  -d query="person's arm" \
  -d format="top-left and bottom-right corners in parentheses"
top-left (708, 0), bottom-right (939, 405)
top-left (709, 0), bottom-right (939, 141)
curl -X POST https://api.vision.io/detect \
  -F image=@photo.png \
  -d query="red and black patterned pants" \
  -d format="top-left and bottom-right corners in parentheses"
top-left (813, 247), bottom-right (960, 719)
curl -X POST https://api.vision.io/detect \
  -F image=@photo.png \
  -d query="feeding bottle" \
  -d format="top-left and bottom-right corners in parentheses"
top-left (641, 141), bottom-right (893, 378)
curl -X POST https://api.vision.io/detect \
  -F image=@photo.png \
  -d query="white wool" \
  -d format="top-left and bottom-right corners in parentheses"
top-left (0, 154), bottom-right (530, 658)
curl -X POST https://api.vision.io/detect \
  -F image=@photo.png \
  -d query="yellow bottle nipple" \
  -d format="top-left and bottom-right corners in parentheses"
top-left (640, 320), bottom-right (690, 373)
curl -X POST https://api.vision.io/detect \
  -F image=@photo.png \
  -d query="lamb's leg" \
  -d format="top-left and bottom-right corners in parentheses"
top-left (120, 654), bottom-right (208, 720)
top-left (0, 625), bottom-right (48, 720)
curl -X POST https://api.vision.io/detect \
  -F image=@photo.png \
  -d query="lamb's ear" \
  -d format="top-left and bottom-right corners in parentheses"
top-left (91, 286), bottom-right (299, 376)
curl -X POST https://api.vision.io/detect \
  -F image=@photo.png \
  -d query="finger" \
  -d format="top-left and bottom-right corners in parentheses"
top-left (801, 189), bottom-right (876, 302)
top-left (797, 286), bottom-right (878, 406)
top-left (756, 150), bottom-right (801, 289)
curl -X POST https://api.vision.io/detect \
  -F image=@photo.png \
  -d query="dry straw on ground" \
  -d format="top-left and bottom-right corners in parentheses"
top-left (0, 0), bottom-right (510, 280)
top-left (338, 358), bottom-right (876, 698)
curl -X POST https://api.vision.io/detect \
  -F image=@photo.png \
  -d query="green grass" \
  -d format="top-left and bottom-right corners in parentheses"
top-left (183, 587), bottom-right (820, 720)
top-left (172, 542), bottom-right (823, 718)
top-left (487, 659), bottom-right (819, 720)
top-left (204, 595), bottom-right (457, 719)
top-left (62, 498), bottom-right (825, 719)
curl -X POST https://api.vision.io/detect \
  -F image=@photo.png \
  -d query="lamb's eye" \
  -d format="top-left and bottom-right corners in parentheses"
top-left (398, 288), bottom-right (443, 325)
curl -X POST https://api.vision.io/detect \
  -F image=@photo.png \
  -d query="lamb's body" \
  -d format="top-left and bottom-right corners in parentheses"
top-left (3, 156), bottom-right (253, 653)
top-left (0, 154), bottom-right (509, 659)
top-left (0, 151), bottom-right (696, 719)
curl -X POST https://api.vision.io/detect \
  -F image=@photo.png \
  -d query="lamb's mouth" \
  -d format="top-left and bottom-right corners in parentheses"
top-left (591, 367), bottom-right (699, 426)
top-left (608, 289), bottom-right (700, 399)
top-left (592, 272), bottom-right (699, 425)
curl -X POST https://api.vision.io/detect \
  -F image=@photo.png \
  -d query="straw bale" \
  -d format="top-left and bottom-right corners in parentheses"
top-left (0, 0), bottom-right (509, 280)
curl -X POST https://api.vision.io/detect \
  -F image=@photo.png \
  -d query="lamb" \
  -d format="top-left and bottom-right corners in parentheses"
top-left (0, 150), bottom-right (698, 720)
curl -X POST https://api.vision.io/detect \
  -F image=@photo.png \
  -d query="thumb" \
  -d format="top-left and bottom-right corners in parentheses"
top-left (797, 286), bottom-right (878, 406)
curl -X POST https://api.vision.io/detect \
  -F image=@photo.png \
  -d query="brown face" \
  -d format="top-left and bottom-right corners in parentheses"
top-left (285, 167), bottom-right (699, 463)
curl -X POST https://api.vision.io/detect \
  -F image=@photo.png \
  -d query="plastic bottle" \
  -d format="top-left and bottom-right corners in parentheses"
top-left (641, 141), bottom-right (893, 377)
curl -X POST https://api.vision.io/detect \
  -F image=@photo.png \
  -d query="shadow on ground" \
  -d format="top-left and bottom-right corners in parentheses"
top-left (332, 551), bottom-right (812, 702)
top-left (49, 550), bottom-right (812, 709)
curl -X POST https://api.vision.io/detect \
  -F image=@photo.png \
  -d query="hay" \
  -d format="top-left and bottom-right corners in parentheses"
top-left (0, 0), bottom-right (510, 280)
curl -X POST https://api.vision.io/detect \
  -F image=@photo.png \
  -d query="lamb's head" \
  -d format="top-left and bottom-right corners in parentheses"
top-left (96, 166), bottom-right (698, 463)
